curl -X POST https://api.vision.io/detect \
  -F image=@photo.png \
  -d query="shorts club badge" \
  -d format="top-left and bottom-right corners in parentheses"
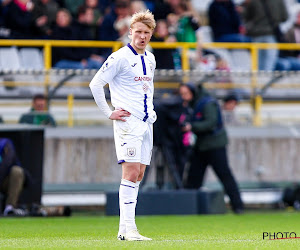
top-left (127, 148), bottom-right (136, 157)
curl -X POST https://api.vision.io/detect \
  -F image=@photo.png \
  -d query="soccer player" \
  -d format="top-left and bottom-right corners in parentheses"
top-left (89, 10), bottom-right (156, 241)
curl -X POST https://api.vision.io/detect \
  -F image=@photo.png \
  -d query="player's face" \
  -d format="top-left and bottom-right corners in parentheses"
top-left (130, 22), bottom-right (153, 54)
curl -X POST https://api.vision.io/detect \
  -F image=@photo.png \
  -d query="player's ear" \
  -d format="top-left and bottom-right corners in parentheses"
top-left (128, 28), bottom-right (132, 39)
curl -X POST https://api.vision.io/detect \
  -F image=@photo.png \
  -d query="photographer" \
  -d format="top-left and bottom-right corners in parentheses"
top-left (183, 84), bottom-right (244, 214)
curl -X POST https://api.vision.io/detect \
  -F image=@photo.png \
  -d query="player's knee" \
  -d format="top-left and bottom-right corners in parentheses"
top-left (123, 169), bottom-right (140, 182)
top-left (137, 172), bottom-right (144, 181)
top-left (125, 175), bottom-right (139, 183)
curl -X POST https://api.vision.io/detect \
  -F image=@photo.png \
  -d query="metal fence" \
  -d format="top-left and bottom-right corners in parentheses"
top-left (1, 40), bottom-right (300, 126)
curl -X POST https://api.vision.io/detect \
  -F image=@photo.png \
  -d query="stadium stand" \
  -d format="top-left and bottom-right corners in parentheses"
top-left (197, 25), bottom-right (213, 43)
top-left (19, 48), bottom-right (44, 70)
top-left (0, 47), bottom-right (44, 70)
top-left (230, 49), bottom-right (251, 71)
top-left (0, 47), bottom-right (21, 70)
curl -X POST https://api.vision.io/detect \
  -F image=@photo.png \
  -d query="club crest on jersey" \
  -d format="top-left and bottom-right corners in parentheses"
top-left (143, 83), bottom-right (149, 92)
top-left (127, 148), bottom-right (136, 157)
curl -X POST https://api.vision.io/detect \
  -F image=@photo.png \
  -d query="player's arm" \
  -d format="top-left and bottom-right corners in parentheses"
top-left (89, 71), bottom-right (130, 121)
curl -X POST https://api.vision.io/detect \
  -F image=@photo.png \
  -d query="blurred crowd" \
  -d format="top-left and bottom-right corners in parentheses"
top-left (0, 0), bottom-right (199, 69)
top-left (1, 0), bottom-right (300, 71)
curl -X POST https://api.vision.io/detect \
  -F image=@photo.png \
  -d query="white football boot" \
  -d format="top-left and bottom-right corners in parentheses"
top-left (125, 229), bottom-right (152, 241)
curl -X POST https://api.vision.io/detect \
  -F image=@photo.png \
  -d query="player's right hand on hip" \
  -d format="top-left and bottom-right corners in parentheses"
top-left (109, 109), bottom-right (131, 121)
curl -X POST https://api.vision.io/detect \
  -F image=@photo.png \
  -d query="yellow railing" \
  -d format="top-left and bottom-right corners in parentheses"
top-left (0, 40), bottom-right (123, 69)
top-left (3, 39), bottom-right (300, 70)
top-left (1, 39), bottom-right (300, 126)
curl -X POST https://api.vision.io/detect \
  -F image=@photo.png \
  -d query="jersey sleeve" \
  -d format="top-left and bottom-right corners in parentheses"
top-left (89, 75), bottom-right (113, 119)
top-left (98, 53), bottom-right (123, 84)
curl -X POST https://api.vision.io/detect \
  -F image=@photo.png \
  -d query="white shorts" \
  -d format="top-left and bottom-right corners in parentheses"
top-left (113, 115), bottom-right (153, 165)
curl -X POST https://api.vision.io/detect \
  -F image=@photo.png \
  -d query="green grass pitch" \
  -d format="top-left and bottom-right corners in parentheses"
top-left (1, 211), bottom-right (300, 249)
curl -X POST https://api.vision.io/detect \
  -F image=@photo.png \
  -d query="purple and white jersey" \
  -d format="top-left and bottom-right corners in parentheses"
top-left (96, 43), bottom-right (156, 123)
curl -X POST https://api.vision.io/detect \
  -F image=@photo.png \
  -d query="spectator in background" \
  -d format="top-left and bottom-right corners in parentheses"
top-left (154, 83), bottom-right (196, 185)
top-left (130, 0), bottom-right (146, 15)
top-left (194, 46), bottom-right (217, 71)
top-left (222, 92), bottom-right (240, 126)
top-left (215, 55), bottom-right (230, 71)
top-left (170, 0), bottom-right (200, 68)
top-left (98, 0), bottom-right (130, 58)
top-left (194, 40), bottom-right (231, 72)
top-left (214, 54), bottom-right (232, 84)
top-left (81, 0), bottom-right (103, 39)
top-left (85, 0), bottom-right (102, 21)
top-left (183, 84), bottom-right (244, 214)
top-left (51, 8), bottom-right (104, 69)
top-left (275, 10), bottom-right (300, 71)
top-left (153, 0), bottom-right (180, 21)
top-left (151, 19), bottom-right (177, 69)
top-left (178, 83), bottom-right (196, 170)
top-left (74, 5), bottom-right (96, 37)
top-left (51, 8), bottom-right (79, 67)
top-left (32, 0), bottom-right (59, 38)
top-left (208, 0), bottom-right (251, 43)
top-left (173, 0), bottom-right (200, 43)
top-left (242, 0), bottom-right (288, 71)
top-left (19, 94), bottom-right (56, 126)
top-left (73, 5), bottom-right (104, 66)
top-left (0, 0), bottom-right (12, 26)
top-left (4, 0), bottom-right (36, 38)
top-left (62, 0), bottom-right (84, 16)
top-left (97, 0), bottom-right (111, 15)
top-left (0, 138), bottom-right (29, 216)
top-left (50, 8), bottom-right (72, 59)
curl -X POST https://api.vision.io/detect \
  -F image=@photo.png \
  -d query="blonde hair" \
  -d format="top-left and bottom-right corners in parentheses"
top-left (130, 9), bottom-right (156, 30)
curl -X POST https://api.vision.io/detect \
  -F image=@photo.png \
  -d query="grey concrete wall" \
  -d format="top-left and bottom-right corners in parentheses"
top-left (44, 127), bottom-right (122, 184)
top-left (202, 126), bottom-right (300, 184)
top-left (43, 126), bottom-right (300, 185)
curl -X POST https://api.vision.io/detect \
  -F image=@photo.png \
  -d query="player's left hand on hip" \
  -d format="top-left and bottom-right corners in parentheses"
top-left (110, 109), bottom-right (131, 121)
